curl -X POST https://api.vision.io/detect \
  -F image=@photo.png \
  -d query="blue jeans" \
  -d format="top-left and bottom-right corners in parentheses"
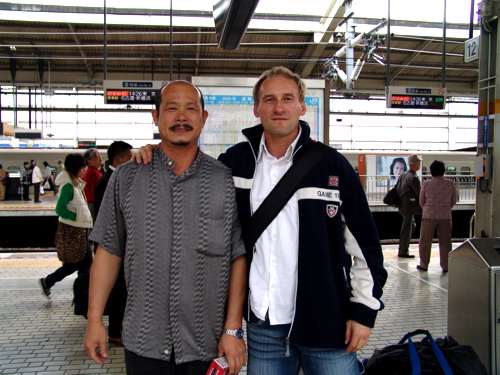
top-left (247, 318), bottom-right (360, 375)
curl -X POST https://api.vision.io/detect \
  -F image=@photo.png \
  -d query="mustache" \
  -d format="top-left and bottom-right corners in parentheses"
top-left (169, 123), bottom-right (194, 131)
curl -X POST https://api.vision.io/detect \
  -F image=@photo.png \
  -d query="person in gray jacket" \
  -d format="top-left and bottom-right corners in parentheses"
top-left (396, 154), bottom-right (422, 258)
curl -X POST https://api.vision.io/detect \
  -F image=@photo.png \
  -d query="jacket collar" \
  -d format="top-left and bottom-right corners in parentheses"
top-left (242, 120), bottom-right (311, 161)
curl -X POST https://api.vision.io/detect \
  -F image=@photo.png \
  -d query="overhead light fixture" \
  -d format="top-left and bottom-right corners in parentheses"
top-left (213, 0), bottom-right (260, 50)
top-left (9, 46), bottom-right (16, 51)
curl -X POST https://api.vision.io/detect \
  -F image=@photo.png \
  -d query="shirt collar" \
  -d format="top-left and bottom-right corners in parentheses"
top-left (257, 126), bottom-right (302, 162)
top-left (155, 147), bottom-right (203, 180)
top-left (109, 165), bottom-right (116, 172)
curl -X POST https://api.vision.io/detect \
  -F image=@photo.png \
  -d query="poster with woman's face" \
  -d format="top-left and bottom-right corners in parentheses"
top-left (376, 156), bottom-right (408, 187)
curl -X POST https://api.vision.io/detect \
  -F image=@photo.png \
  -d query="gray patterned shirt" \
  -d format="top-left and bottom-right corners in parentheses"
top-left (90, 148), bottom-right (245, 363)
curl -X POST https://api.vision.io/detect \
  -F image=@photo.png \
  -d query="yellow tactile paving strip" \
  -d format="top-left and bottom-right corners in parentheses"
top-left (0, 258), bottom-right (62, 268)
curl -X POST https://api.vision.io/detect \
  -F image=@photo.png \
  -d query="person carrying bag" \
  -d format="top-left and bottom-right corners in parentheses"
top-left (39, 154), bottom-right (93, 299)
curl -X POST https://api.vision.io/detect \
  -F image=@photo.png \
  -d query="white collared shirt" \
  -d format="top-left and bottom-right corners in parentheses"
top-left (249, 128), bottom-right (301, 325)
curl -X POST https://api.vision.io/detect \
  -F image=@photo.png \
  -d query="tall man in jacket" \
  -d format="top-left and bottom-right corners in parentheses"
top-left (135, 67), bottom-right (387, 374)
top-left (396, 154), bottom-right (422, 258)
top-left (217, 66), bottom-right (387, 374)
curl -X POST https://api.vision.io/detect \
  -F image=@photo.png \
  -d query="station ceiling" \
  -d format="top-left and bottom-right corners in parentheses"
top-left (0, 3), bottom-right (479, 97)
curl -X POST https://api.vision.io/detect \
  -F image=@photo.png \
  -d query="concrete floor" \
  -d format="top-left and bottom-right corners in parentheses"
top-left (0, 243), bottom-right (449, 374)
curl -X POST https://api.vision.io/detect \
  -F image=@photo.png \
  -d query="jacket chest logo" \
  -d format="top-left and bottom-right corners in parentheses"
top-left (328, 176), bottom-right (339, 187)
top-left (326, 204), bottom-right (338, 218)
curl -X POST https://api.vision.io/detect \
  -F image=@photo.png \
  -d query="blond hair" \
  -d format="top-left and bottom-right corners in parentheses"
top-left (253, 66), bottom-right (306, 104)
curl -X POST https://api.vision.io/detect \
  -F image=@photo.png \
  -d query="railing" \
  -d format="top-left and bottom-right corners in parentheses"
top-left (360, 175), bottom-right (476, 205)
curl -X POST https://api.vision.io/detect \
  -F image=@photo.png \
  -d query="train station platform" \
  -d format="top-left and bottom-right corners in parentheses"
top-left (0, 243), bottom-right (450, 374)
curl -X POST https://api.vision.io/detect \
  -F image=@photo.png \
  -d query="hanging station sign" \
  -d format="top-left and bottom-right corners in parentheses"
top-left (464, 36), bottom-right (480, 63)
top-left (386, 86), bottom-right (447, 110)
top-left (103, 80), bottom-right (163, 104)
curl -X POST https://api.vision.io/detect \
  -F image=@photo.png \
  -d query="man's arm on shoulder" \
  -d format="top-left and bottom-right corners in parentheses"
top-left (132, 143), bottom-right (159, 165)
top-left (84, 246), bottom-right (122, 364)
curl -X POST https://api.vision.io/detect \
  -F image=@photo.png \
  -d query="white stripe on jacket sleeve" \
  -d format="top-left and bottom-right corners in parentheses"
top-left (341, 214), bottom-right (382, 311)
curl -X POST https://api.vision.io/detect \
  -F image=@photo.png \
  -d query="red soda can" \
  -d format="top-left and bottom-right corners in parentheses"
top-left (205, 356), bottom-right (229, 375)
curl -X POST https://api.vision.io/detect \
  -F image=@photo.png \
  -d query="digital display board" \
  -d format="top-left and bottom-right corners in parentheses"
top-left (103, 80), bottom-right (163, 104)
top-left (104, 89), bottom-right (158, 104)
top-left (389, 94), bottom-right (445, 109)
top-left (78, 140), bottom-right (96, 149)
top-left (387, 86), bottom-right (446, 110)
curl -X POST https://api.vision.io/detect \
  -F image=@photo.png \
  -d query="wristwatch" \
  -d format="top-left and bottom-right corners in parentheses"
top-left (223, 328), bottom-right (245, 339)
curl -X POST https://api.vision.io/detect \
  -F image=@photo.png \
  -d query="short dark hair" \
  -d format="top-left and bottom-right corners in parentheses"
top-left (107, 141), bottom-right (132, 164)
top-left (430, 160), bottom-right (445, 177)
top-left (154, 80), bottom-right (205, 112)
top-left (43, 161), bottom-right (48, 167)
top-left (389, 157), bottom-right (407, 175)
top-left (64, 153), bottom-right (86, 179)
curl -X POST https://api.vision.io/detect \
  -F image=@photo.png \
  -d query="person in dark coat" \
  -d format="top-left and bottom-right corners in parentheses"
top-left (396, 154), bottom-right (422, 258)
top-left (93, 141), bottom-right (132, 346)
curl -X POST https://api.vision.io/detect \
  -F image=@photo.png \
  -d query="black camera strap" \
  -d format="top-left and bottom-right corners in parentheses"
top-left (243, 141), bottom-right (330, 251)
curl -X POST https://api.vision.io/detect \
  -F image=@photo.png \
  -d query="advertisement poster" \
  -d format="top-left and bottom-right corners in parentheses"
top-left (376, 155), bottom-right (409, 187)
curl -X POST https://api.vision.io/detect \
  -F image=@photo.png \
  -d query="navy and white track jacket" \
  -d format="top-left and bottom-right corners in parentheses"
top-left (218, 120), bottom-right (387, 348)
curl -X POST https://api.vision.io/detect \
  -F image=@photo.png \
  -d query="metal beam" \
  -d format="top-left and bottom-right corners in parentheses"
top-left (67, 24), bottom-right (94, 80)
top-left (194, 27), bottom-right (201, 76)
top-left (300, 0), bottom-right (345, 77)
top-left (0, 3), bottom-right (483, 30)
top-left (389, 39), bottom-right (433, 83)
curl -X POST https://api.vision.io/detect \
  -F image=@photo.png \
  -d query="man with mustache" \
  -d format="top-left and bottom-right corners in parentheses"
top-left (84, 81), bottom-right (247, 375)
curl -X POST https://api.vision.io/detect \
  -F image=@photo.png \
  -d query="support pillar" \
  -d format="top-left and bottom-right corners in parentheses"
top-left (475, 2), bottom-right (500, 237)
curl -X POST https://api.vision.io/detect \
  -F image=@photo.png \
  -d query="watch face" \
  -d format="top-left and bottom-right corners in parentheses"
top-left (236, 329), bottom-right (244, 339)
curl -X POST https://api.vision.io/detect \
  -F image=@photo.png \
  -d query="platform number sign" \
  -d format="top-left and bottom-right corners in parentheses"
top-left (464, 36), bottom-right (480, 63)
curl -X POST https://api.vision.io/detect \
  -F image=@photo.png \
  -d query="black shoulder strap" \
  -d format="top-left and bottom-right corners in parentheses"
top-left (243, 141), bottom-right (330, 251)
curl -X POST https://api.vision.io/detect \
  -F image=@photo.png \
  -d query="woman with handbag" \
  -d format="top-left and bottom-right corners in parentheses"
top-left (39, 153), bottom-right (93, 297)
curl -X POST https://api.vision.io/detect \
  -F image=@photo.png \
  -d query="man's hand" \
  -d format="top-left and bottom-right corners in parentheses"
top-left (345, 320), bottom-right (371, 353)
top-left (218, 334), bottom-right (247, 375)
top-left (132, 144), bottom-right (157, 165)
top-left (84, 320), bottom-right (109, 365)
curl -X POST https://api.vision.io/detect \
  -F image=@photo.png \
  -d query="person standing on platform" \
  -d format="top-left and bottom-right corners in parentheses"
top-left (21, 162), bottom-right (31, 200)
top-left (31, 160), bottom-right (43, 203)
top-left (42, 161), bottom-right (55, 192)
top-left (417, 160), bottom-right (457, 273)
top-left (0, 164), bottom-right (6, 201)
top-left (93, 140), bottom-right (132, 346)
top-left (39, 153), bottom-right (93, 298)
top-left (218, 66), bottom-right (387, 375)
top-left (83, 149), bottom-right (102, 221)
top-left (56, 160), bottom-right (64, 175)
top-left (396, 154), bottom-right (422, 258)
top-left (134, 67), bottom-right (387, 375)
top-left (85, 81), bottom-right (247, 375)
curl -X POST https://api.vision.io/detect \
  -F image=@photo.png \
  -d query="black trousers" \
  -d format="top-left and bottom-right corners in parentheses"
top-left (45, 251), bottom-right (92, 289)
top-left (33, 182), bottom-right (41, 202)
top-left (22, 185), bottom-right (30, 200)
top-left (125, 349), bottom-right (211, 375)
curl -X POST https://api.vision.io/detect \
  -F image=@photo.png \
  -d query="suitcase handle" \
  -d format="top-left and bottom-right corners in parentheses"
top-left (400, 330), bottom-right (453, 375)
